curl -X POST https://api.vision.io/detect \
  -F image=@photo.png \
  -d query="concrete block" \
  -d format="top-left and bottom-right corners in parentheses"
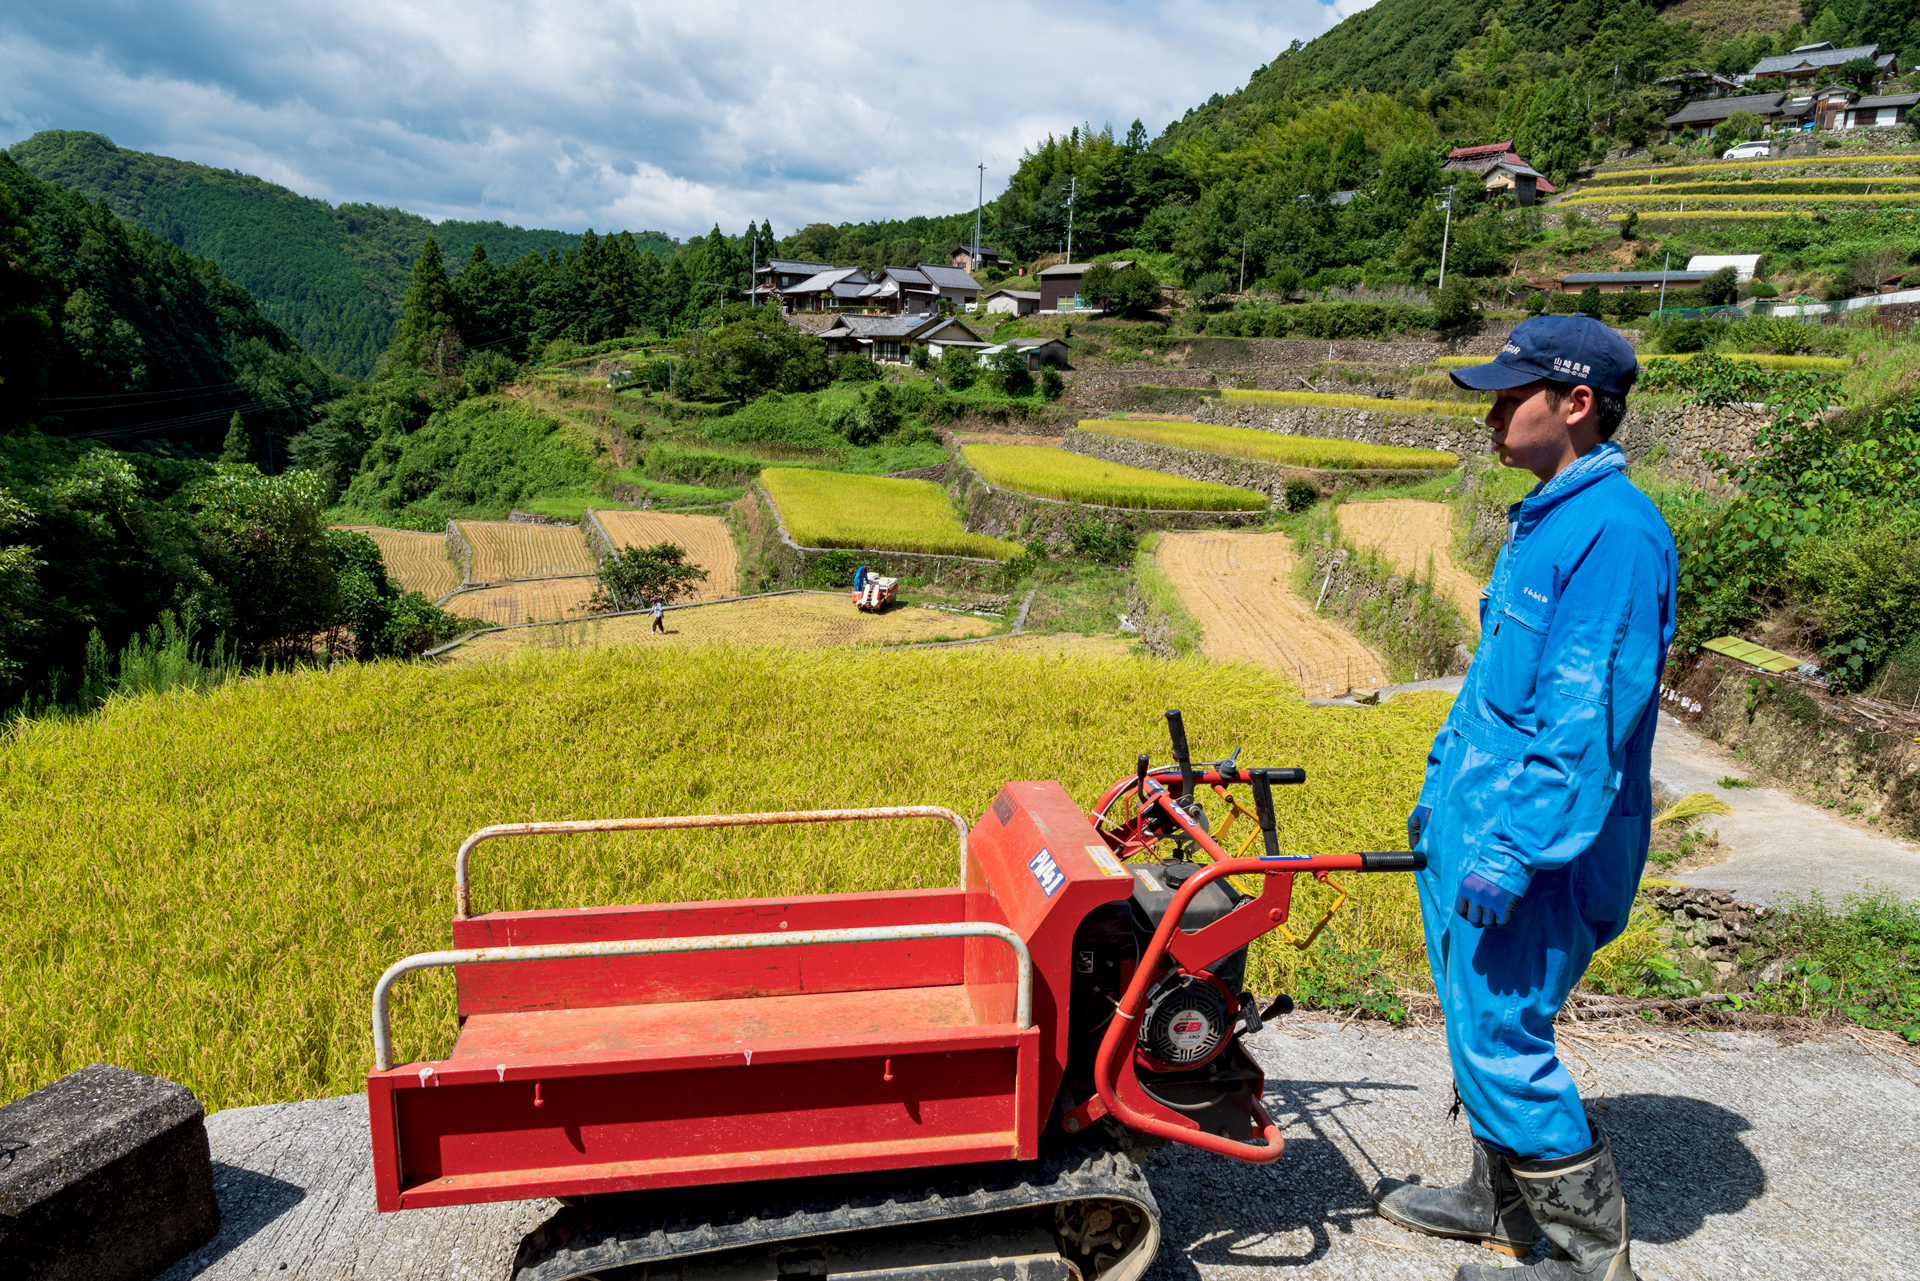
top-left (0, 1063), bottom-right (220, 1281)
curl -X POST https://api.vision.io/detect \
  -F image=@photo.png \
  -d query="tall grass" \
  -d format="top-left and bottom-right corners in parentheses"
top-left (2, 646), bottom-right (1466, 1110)
top-left (963, 446), bottom-right (1268, 511)
top-left (761, 467), bottom-right (1023, 559)
top-left (1219, 388), bottom-right (1483, 417)
top-left (1081, 420), bottom-right (1458, 470)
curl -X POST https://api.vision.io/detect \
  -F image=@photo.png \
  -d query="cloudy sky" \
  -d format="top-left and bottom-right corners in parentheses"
top-left (0, 1), bottom-right (1371, 240)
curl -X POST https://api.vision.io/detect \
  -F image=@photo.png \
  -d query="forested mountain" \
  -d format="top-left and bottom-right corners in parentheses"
top-left (0, 152), bottom-right (338, 452)
top-left (8, 131), bottom-right (677, 377)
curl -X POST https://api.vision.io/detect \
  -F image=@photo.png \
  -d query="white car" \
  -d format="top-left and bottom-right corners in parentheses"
top-left (1722, 140), bottom-right (1770, 160)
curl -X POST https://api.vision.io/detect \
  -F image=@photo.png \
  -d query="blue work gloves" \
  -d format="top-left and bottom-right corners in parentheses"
top-left (1406, 804), bottom-right (1431, 851)
top-left (1457, 872), bottom-right (1518, 928)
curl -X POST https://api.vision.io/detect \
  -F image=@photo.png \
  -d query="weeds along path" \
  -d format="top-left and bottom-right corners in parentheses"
top-left (455, 520), bottom-right (598, 582)
top-left (1336, 499), bottom-right (1486, 633)
top-left (334, 526), bottom-right (462, 599)
top-left (594, 511), bottom-right (739, 599)
top-left (1156, 531), bottom-right (1390, 694)
top-left (443, 593), bottom-right (997, 663)
top-left (443, 577), bottom-right (598, 628)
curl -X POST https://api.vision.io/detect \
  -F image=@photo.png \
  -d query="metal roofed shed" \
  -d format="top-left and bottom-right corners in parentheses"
top-left (982, 288), bottom-right (1042, 316)
top-left (1750, 41), bottom-right (1893, 81)
top-left (1663, 91), bottom-right (1789, 132)
top-left (1687, 255), bottom-right (1762, 282)
top-left (978, 337), bottom-right (1070, 371)
top-left (1035, 261), bottom-right (1133, 313)
top-left (1558, 269), bottom-right (1715, 294)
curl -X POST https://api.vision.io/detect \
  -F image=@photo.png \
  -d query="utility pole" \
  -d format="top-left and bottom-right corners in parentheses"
top-left (1239, 233), bottom-right (1248, 294)
top-left (1437, 186), bottom-right (1456, 290)
top-left (749, 223), bottom-right (758, 309)
top-left (973, 163), bottom-right (985, 274)
top-left (1657, 250), bottom-right (1672, 320)
top-left (1066, 175), bottom-right (1077, 264)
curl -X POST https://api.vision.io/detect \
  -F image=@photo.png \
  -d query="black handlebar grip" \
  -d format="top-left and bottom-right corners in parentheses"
top-left (1250, 770), bottom-right (1282, 860)
top-left (1357, 851), bottom-right (1428, 872)
top-left (1263, 767), bottom-right (1307, 786)
top-left (1165, 709), bottom-right (1195, 800)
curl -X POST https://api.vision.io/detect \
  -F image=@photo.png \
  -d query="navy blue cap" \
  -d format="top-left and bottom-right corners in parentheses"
top-left (1449, 316), bottom-right (1638, 396)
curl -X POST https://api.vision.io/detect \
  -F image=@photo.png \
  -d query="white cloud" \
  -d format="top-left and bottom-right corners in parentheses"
top-left (0, 1), bottom-right (1335, 238)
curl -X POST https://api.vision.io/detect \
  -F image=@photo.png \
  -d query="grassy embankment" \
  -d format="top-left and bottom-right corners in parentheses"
top-left (1219, 388), bottom-right (1483, 416)
top-left (963, 446), bottom-right (1268, 511)
top-left (760, 468), bottom-right (1024, 559)
top-left (1079, 420), bottom-right (1458, 470)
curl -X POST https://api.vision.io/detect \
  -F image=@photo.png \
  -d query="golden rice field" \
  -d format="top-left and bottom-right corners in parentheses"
top-left (1640, 352), bottom-right (1852, 371)
top-left (444, 593), bottom-right (996, 662)
top-left (455, 519), bottom-right (598, 582)
top-left (442, 577), bottom-right (599, 627)
top-left (1602, 210), bottom-right (1788, 222)
top-left (964, 445), bottom-right (1268, 511)
top-left (335, 526), bottom-right (462, 599)
top-left (762, 469), bottom-right (1025, 560)
top-left (1080, 420), bottom-right (1458, 470)
top-left (1219, 388), bottom-right (1483, 417)
top-left (0, 646), bottom-right (1620, 1113)
top-left (591, 509), bottom-right (739, 599)
top-left (1559, 191), bottom-right (1920, 210)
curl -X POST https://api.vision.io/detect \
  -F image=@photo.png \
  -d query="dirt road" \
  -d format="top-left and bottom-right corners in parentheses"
top-left (1156, 531), bottom-right (1389, 693)
top-left (1336, 499), bottom-right (1484, 630)
top-left (592, 510), bottom-right (739, 599)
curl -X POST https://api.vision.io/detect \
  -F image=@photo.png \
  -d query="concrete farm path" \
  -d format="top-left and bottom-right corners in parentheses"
top-left (1335, 498), bottom-right (1484, 633)
top-left (164, 1021), bottom-right (1920, 1281)
top-left (1156, 530), bottom-right (1390, 695)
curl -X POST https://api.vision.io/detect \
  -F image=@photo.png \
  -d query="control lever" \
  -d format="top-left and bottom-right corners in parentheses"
top-left (1250, 769), bottom-right (1283, 860)
top-left (1135, 753), bottom-right (1150, 802)
top-left (1165, 709), bottom-right (1196, 801)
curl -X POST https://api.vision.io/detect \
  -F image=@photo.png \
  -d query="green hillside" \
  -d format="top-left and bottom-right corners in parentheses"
top-left (8, 131), bottom-right (677, 377)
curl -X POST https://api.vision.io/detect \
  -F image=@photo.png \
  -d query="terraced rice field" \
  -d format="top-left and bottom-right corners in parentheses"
top-left (593, 510), bottom-right (740, 599)
top-left (1219, 388), bottom-right (1482, 417)
top-left (1080, 420), bottom-right (1457, 470)
top-left (336, 526), bottom-right (462, 599)
top-left (456, 520), bottom-right (597, 582)
top-left (1337, 499), bottom-right (1485, 634)
top-left (963, 446), bottom-right (1267, 511)
top-left (444, 593), bottom-right (997, 663)
top-left (761, 469), bottom-right (1024, 559)
top-left (442, 577), bottom-right (599, 628)
top-left (1155, 531), bottom-right (1389, 693)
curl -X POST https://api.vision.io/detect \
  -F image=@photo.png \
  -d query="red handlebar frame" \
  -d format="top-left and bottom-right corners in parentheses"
top-left (1090, 783), bottom-right (1401, 1161)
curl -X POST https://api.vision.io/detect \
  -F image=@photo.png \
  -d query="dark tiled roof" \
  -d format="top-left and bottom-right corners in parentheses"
top-left (883, 266), bottom-right (931, 285)
top-left (1448, 140), bottom-right (1516, 159)
top-left (916, 263), bottom-right (981, 290)
top-left (1854, 93), bottom-right (1920, 108)
top-left (1037, 260), bottom-right (1134, 277)
top-left (1751, 43), bottom-right (1880, 75)
top-left (1664, 92), bottom-right (1787, 125)
top-left (763, 258), bottom-right (835, 273)
top-left (984, 288), bottom-right (1042, 299)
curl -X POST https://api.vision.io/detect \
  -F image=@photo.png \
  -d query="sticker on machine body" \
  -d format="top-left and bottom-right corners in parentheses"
top-left (1027, 848), bottom-right (1066, 897)
top-left (1084, 844), bottom-right (1130, 878)
top-left (1133, 867), bottom-right (1166, 893)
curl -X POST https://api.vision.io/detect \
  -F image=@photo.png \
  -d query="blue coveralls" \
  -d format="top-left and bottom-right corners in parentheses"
top-left (1413, 442), bottom-right (1677, 1160)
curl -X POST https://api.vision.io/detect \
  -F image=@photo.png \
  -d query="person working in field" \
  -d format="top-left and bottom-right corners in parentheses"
top-left (1373, 316), bottom-right (1676, 1281)
top-left (651, 595), bottom-right (665, 634)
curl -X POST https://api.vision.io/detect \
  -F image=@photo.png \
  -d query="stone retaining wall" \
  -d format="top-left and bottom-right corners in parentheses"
top-left (444, 520), bottom-right (474, 587)
top-left (944, 455), bottom-right (1267, 551)
top-left (1063, 427), bottom-right (1447, 501)
top-left (1195, 400), bottom-right (1488, 455)
top-left (1069, 368), bottom-right (1219, 388)
top-left (1613, 402), bottom-right (1770, 484)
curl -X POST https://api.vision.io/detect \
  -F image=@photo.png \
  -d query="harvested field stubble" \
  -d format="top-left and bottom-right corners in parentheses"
top-left (1081, 420), bottom-right (1458, 469)
top-left (456, 519), bottom-right (597, 582)
top-left (443, 577), bottom-right (598, 627)
top-left (444, 593), bottom-right (996, 661)
top-left (336, 526), bottom-right (462, 599)
top-left (762, 469), bottom-right (1024, 559)
top-left (1336, 499), bottom-right (1485, 631)
top-left (2, 647), bottom-right (1470, 1110)
top-left (1156, 531), bottom-right (1390, 693)
top-left (593, 510), bottom-right (739, 599)
top-left (963, 445), bottom-right (1268, 511)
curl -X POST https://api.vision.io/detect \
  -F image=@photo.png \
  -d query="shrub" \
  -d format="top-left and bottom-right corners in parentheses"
top-left (702, 393), bottom-right (840, 449)
top-left (1283, 477), bottom-right (1321, 511)
top-left (1620, 210), bottom-right (1639, 240)
top-left (1646, 318), bottom-right (1722, 354)
top-left (1432, 279), bottom-right (1476, 330)
top-left (1068, 518), bottom-right (1138, 564)
top-left (1698, 266), bottom-right (1740, 306)
top-left (988, 347), bottom-right (1035, 398)
top-left (939, 345), bottom-right (978, 390)
top-left (464, 350), bottom-right (519, 396)
top-left (1576, 285), bottom-right (1604, 318)
top-left (1190, 271), bottom-right (1230, 305)
top-left (1040, 366), bottom-right (1065, 400)
top-left (830, 352), bottom-right (882, 382)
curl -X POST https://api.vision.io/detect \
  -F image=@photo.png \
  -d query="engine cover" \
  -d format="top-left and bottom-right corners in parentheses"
top-left (1126, 859), bottom-right (1249, 993)
top-left (1139, 974), bottom-right (1231, 1066)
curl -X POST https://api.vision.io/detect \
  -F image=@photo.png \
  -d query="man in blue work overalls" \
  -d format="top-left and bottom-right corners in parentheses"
top-left (1372, 316), bottom-right (1676, 1281)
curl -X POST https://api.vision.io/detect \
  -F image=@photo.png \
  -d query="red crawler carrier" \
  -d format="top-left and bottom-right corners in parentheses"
top-left (367, 712), bottom-right (1424, 1279)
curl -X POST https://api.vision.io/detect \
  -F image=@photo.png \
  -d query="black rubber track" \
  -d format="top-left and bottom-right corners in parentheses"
top-left (510, 1138), bottom-right (1161, 1281)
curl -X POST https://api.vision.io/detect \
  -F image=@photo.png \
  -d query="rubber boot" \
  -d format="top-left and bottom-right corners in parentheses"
top-left (1454, 1130), bottom-right (1632, 1280)
top-left (1371, 1137), bottom-right (1539, 1257)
